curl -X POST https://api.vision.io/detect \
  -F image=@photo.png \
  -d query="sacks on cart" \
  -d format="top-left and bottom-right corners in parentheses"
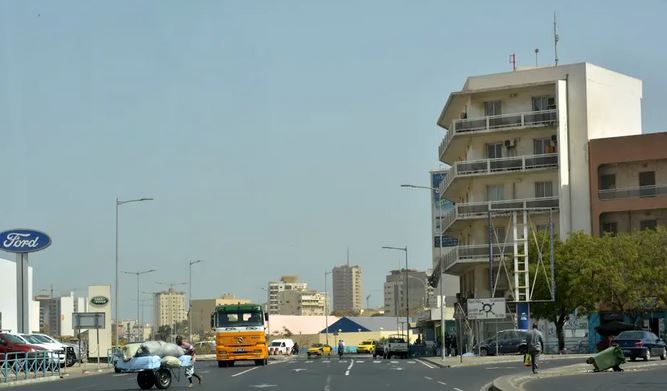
top-left (136, 341), bottom-right (185, 358)
top-left (115, 355), bottom-right (162, 371)
top-left (160, 355), bottom-right (193, 368)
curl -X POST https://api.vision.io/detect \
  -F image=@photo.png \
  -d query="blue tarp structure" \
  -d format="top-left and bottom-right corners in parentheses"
top-left (320, 316), bottom-right (405, 334)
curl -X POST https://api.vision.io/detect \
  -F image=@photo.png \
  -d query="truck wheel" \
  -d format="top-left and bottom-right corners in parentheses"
top-left (480, 348), bottom-right (488, 357)
top-left (155, 369), bottom-right (172, 389)
top-left (218, 361), bottom-right (225, 368)
top-left (254, 359), bottom-right (267, 366)
top-left (137, 371), bottom-right (155, 390)
top-left (229, 361), bottom-right (235, 367)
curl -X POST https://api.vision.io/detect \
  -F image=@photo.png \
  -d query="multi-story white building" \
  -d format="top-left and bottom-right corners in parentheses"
top-left (153, 288), bottom-right (187, 330)
top-left (277, 289), bottom-right (327, 316)
top-left (332, 264), bottom-right (362, 314)
top-left (267, 276), bottom-right (308, 315)
top-left (436, 63), bottom-right (642, 302)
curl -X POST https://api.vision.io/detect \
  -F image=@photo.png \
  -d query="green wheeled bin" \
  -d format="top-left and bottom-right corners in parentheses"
top-left (586, 346), bottom-right (626, 372)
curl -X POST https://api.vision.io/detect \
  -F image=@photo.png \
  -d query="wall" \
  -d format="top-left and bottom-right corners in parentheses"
top-left (87, 285), bottom-right (112, 362)
top-left (0, 257), bottom-right (37, 333)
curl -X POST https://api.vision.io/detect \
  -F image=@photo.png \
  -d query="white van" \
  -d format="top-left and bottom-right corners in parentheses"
top-left (268, 339), bottom-right (295, 355)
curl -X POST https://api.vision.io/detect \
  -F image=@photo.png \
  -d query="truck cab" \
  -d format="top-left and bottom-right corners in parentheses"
top-left (211, 304), bottom-right (269, 367)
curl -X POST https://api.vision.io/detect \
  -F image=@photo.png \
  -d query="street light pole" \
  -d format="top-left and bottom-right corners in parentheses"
top-left (324, 271), bottom-right (332, 346)
top-left (188, 260), bottom-right (203, 343)
top-left (382, 245), bottom-right (409, 356)
top-left (401, 183), bottom-right (447, 360)
top-left (122, 269), bottom-right (156, 341)
top-left (115, 197), bottom-right (153, 347)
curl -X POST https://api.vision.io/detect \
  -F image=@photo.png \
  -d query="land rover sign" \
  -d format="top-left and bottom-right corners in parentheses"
top-left (0, 229), bottom-right (52, 253)
top-left (90, 296), bottom-right (109, 306)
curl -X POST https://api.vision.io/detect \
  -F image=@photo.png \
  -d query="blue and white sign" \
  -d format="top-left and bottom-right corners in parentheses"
top-left (0, 229), bottom-right (52, 253)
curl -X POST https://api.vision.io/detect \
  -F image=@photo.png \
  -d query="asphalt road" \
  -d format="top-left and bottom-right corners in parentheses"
top-left (525, 365), bottom-right (667, 391)
top-left (10, 355), bottom-right (586, 391)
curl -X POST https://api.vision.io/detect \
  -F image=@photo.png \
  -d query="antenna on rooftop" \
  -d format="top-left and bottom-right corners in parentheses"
top-left (346, 246), bottom-right (350, 266)
top-left (509, 53), bottom-right (516, 71)
top-left (534, 48), bottom-right (539, 67)
top-left (554, 12), bottom-right (559, 66)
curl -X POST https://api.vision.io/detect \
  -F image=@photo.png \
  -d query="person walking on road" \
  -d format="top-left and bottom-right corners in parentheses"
top-left (176, 336), bottom-right (203, 388)
top-left (337, 340), bottom-right (345, 360)
top-left (526, 324), bottom-right (545, 374)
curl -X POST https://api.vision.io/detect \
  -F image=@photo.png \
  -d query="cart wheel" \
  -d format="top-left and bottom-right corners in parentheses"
top-left (154, 368), bottom-right (172, 389)
top-left (137, 371), bottom-right (155, 390)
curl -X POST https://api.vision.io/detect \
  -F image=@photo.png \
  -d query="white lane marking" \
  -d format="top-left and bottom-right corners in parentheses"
top-left (437, 381), bottom-right (447, 386)
top-left (344, 359), bottom-right (354, 376)
top-left (392, 367), bottom-right (403, 371)
top-left (250, 385), bottom-right (277, 389)
top-left (453, 388), bottom-right (463, 391)
top-left (305, 360), bottom-right (313, 364)
top-left (407, 361), bottom-right (416, 364)
top-left (324, 375), bottom-right (331, 391)
top-left (373, 360), bottom-right (382, 363)
top-left (293, 368), bottom-right (307, 372)
top-left (424, 376), bottom-right (433, 381)
top-left (339, 360), bottom-right (347, 363)
top-left (390, 360), bottom-right (399, 364)
top-left (232, 366), bottom-right (259, 377)
top-left (356, 360), bottom-right (365, 363)
top-left (415, 359), bottom-right (435, 369)
top-left (322, 360), bottom-right (331, 363)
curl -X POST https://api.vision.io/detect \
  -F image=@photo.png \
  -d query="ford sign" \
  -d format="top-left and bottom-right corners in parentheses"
top-left (0, 229), bottom-right (52, 253)
top-left (90, 296), bottom-right (109, 306)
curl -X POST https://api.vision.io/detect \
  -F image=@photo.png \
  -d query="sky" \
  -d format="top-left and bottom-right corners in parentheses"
top-left (1, 0), bottom-right (666, 321)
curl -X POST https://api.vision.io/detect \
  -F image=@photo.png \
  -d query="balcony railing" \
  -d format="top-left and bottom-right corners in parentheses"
top-left (440, 196), bottom-right (559, 233)
top-left (439, 109), bottom-right (557, 159)
top-left (443, 243), bottom-right (516, 271)
top-left (438, 153), bottom-right (559, 196)
top-left (599, 185), bottom-right (667, 200)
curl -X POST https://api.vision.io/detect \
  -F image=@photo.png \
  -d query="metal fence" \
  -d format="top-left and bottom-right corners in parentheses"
top-left (0, 351), bottom-right (61, 383)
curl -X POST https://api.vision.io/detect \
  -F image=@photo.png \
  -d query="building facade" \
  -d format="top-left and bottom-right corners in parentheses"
top-left (34, 292), bottom-right (86, 336)
top-left (154, 288), bottom-right (187, 330)
top-left (383, 270), bottom-right (432, 317)
top-left (436, 63), bottom-right (642, 302)
top-left (190, 294), bottom-right (251, 338)
top-left (332, 264), bottom-right (362, 314)
top-left (277, 290), bottom-right (326, 316)
top-left (0, 258), bottom-right (39, 333)
top-left (589, 132), bottom-right (667, 236)
top-left (267, 276), bottom-right (307, 315)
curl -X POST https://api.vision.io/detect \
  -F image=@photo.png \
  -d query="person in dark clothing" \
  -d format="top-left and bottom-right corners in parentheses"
top-left (176, 336), bottom-right (203, 387)
top-left (526, 324), bottom-right (545, 374)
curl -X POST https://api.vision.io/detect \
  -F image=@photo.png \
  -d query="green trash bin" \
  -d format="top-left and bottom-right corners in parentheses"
top-left (586, 346), bottom-right (626, 372)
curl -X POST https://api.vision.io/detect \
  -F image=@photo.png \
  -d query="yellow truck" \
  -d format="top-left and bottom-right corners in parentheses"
top-left (211, 303), bottom-right (268, 367)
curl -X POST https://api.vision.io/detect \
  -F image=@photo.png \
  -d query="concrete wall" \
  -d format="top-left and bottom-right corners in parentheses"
top-left (87, 285), bottom-right (112, 361)
top-left (0, 257), bottom-right (37, 333)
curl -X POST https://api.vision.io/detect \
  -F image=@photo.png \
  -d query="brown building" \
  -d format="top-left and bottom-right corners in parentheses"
top-left (588, 132), bottom-right (667, 236)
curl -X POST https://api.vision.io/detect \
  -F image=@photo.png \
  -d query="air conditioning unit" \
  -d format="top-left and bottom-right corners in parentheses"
top-left (504, 139), bottom-right (516, 148)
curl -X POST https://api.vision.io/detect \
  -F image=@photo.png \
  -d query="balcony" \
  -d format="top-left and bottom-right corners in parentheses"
top-left (599, 185), bottom-right (667, 200)
top-left (439, 109), bottom-right (557, 163)
top-left (442, 244), bottom-right (515, 274)
top-left (438, 153), bottom-right (559, 199)
top-left (440, 196), bottom-right (559, 233)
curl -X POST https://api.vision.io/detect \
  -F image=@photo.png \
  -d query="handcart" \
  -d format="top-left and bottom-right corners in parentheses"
top-left (114, 353), bottom-right (193, 390)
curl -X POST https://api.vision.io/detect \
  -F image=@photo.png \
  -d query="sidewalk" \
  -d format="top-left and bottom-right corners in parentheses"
top-left (0, 365), bottom-right (114, 388)
top-left (421, 353), bottom-right (589, 368)
top-left (490, 359), bottom-right (667, 391)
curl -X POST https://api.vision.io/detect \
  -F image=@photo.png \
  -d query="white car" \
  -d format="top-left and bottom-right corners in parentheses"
top-left (268, 339), bottom-right (295, 355)
top-left (20, 334), bottom-right (67, 366)
top-left (33, 333), bottom-right (84, 366)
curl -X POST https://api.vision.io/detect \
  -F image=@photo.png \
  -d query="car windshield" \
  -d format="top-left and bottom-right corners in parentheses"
top-left (214, 311), bottom-right (264, 327)
top-left (617, 331), bottom-right (646, 340)
top-left (311, 344), bottom-right (323, 348)
top-left (20, 335), bottom-right (44, 344)
top-left (270, 342), bottom-right (282, 347)
top-left (361, 341), bottom-right (373, 345)
top-left (3, 334), bottom-right (27, 344)
top-left (388, 338), bottom-right (405, 343)
top-left (33, 335), bottom-right (54, 343)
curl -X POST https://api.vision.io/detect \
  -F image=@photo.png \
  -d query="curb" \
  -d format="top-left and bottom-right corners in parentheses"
top-left (0, 368), bottom-right (113, 388)
top-left (421, 354), bottom-right (589, 369)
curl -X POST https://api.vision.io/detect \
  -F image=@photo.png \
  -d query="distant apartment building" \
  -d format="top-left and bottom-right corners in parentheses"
top-left (35, 292), bottom-right (87, 336)
top-left (436, 63), bottom-right (642, 304)
top-left (589, 132), bottom-right (667, 236)
top-left (267, 276), bottom-right (307, 315)
top-left (154, 288), bottom-right (187, 330)
top-left (383, 270), bottom-right (431, 317)
top-left (277, 290), bottom-right (327, 316)
top-left (332, 264), bottom-right (362, 313)
top-left (191, 294), bottom-right (251, 337)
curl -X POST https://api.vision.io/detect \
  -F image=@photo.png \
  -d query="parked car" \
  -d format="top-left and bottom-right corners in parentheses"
top-left (357, 340), bottom-right (377, 354)
top-left (473, 330), bottom-right (529, 356)
top-left (268, 339), bottom-right (294, 355)
top-left (307, 343), bottom-right (332, 358)
top-left (373, 341), bottom-right (385, 358)
top-left (0, 333), bottom-right (50, 365)
top-left (612, 330), bottom-right (667, 361)
top-left (19, 334), bottom-right (67, 366)
top-left (383, 336), bottom-right (408, 359)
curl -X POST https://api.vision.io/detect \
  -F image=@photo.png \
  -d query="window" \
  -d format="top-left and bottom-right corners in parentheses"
top-left (532, 96), bottom-right (556, 111)
top-left (640, 220), bottom-right (657, 231)
top-left (600, 174), bottom-right (616, 190)
top-left (535, 181), bottom-right (553, 198)
top-left (486, 143), bottom-right (503, 159)
top-left (484, 100), bottom-right (502, 116)
top-left (601, 222), bottom-right (618, 235)
top-left (639, 171), bottom-right (656, 197)
top-left (533, 138), bottom-right (552, 155)
top-left (486, 185), bottom-right (504, 201)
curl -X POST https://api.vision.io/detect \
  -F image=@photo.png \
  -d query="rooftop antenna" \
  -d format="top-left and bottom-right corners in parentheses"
top-left (346, 246), bottom-right (350, 266)
top-left (509, 53), bottom-right (517, 71)
top-left (554, 12), bottom-right (559, 66)
top-left (534, 48), bottom-right (539, 67)
top-left (366, 294), bottom-right (371, 309)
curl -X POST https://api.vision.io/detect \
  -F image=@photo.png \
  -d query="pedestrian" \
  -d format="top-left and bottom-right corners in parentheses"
top-left (292, 342), bottom-right (299, 356)
top-left (337, 339), bottom-right (345, 359)
top-left (176, 336), bottom-right (203, 388)
top-left (526, 324), bottom-right (545, 374)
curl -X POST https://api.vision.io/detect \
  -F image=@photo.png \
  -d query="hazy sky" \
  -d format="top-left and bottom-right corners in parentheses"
top-left (1, 0), bottom-right (665, 320)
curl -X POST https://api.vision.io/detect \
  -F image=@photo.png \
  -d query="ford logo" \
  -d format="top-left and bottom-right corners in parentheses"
top-left (0, 229), bottom-right (52, 253)
top-left (90, 296), bottom-right (109, 305)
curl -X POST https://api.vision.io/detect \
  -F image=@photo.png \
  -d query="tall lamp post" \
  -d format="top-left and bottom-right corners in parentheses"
top-left (188, 260), bottom-right (203, 343)
top-left (324, 270), bottom-right (332, 346)
top-left (122, 269), bottom-right (156, 341)
top-left (382, 245), bottom-right (409, 355)
top-left (401, 183), bottom-right (447, 360)
top-left (115, 197), bottom-right (153, 347)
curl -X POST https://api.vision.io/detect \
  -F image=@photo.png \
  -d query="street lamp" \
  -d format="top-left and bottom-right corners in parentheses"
top-left (401, 183), bottom-right (448, 360)
top-left (382, 245), bottom-right (409, 355)
top-left (188, 260), bottom-right (203, 343)
top-left (115, 197), bottom-right (153, 347)
top-left (122, 268), bottom-right (156, 340)
top-left (324, 270), bottom-right (332, 346)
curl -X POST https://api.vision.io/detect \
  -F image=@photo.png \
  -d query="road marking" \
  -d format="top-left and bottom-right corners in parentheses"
top-left (437, 381), bottom-right (447, 386)
top-left (373, 360), bottom-right (382, 363)
top-left (232, 366), bottom-right (259, 377)
top-left (424, 376), bottom-right (433, 381)
top-left (345, 359), bottom-right (354, 376)
top-left (356, 360), bottom-right (365, 363)
top-left (293, 368), bottom-right (307, 372)
top-left (323, 360), bottom-right (331, 363)
top-left (407, 360), bottom-right (416, 364)
top-left (324, 375), bottom-right (331, 391)
top-left (339, 360), bottom-right (347, 363)
top-left (390, 360), bottom-right (399, 364)
top-left (250, 385), bottom-right (277, 388)
top-left (391, 367), bottom-right (403, 371)
top-left (415, 359), bottom-right (435, 369)
top-left (305, 360), bottom-right (313, 364)
top-left (453, 388), bottom-right (463, 391)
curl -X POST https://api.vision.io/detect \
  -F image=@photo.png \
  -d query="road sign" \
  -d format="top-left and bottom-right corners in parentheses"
top-left (467, 298), bottom-right (506, 320)
top-left (73, 312), bottom-right (106, 329)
